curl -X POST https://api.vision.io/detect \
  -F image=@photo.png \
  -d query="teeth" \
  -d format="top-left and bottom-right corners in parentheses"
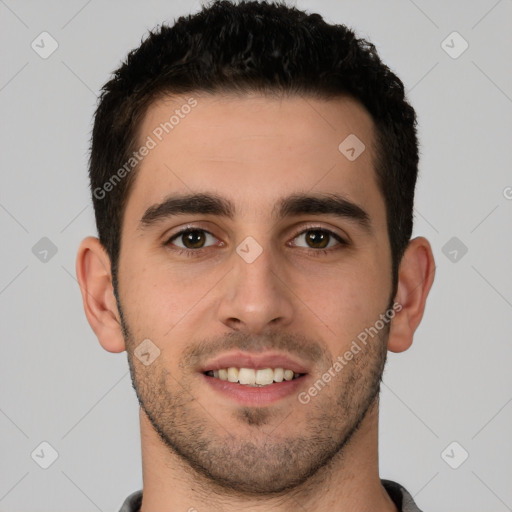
top-left (255, 368), bottom-right (274, 385)
top-left (238, 368), bottom-right (256, 385)
top-left (207, 366), bottom-right (303, 386)
top-left (283, 369), bottom-right (294, 381)
top-left (273, 367), bottom-right (284, 382)
top-left (227, 367), bottom-right (239, 382)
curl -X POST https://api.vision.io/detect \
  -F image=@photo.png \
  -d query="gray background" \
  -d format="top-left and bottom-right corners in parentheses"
top-left (1, 0), bottom-right (511, 510)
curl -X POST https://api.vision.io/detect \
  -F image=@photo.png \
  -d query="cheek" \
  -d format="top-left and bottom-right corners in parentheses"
top-left (300, 253), bottom-right (390, 343)
top-left (119, 251), bottom-right (224, 339)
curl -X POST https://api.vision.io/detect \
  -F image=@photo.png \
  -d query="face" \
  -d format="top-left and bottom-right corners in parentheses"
top-left (117, 93), bottom-right (394, 494)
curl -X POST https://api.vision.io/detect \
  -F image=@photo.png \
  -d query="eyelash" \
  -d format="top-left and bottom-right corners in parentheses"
top-left (164, 225), bottom-right (348, 258)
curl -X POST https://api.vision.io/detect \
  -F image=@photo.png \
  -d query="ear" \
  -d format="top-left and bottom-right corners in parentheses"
top-left (75, 236), bottom-right (126, 353)
top-left (388, 236), bottom-right (435, 353)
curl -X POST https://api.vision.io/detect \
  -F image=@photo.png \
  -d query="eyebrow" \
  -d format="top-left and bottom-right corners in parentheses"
top-left (138, 192), bottom-right (371, 232)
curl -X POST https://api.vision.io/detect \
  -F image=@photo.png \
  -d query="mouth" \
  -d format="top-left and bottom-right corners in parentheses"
top-left (204, 367), bottom-right (306, 387)
top-left (199, 351), bottom-right (310, 405)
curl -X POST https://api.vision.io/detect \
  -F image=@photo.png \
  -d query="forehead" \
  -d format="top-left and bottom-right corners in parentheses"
top-left (126, 92), bottom-right (383, 223)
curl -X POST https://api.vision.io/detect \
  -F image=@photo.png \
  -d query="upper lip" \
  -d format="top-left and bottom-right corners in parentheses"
top-left (200, 351), bottom-right (310, 374)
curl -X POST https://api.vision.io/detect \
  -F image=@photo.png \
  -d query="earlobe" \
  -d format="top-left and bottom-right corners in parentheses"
top-left (75, 237), bottom-right (126, 353)
top-left (388, 237), bottom-right (436, 353)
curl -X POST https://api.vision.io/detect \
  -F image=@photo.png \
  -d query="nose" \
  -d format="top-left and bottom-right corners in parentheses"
top-left (216, 240), bottom-right (295, 333)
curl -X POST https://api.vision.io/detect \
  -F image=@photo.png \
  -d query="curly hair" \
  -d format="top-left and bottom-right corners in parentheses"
top-left (89, 0), bottom-right (418, 293)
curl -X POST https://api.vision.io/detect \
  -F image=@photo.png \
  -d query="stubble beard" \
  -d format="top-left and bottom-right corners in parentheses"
top-left (119, 304), bottom-right (389, 497)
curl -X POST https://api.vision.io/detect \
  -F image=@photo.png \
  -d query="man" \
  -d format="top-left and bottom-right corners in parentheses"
top-left (76, 1), bottom-right (435, 510)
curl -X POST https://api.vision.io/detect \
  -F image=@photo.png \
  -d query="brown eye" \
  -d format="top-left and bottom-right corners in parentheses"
top-left (292, 229), bottom-right (345, 250)
top-left (181, 230), bottom-right (206, 248)
top-left (167, 229), bottom-right (217, 250)
top-left (305, 230), bottom-right (329, 248)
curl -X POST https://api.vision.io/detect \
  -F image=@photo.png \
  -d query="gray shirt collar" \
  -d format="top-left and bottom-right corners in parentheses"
top-left (118, 479), bottom-right (423, 512)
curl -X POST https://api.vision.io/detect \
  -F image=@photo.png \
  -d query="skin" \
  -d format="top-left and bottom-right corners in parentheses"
top-left (76, 93), bottom-right (435, 512)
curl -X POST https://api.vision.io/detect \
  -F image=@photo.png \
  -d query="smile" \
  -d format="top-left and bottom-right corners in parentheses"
top-left (204, 367), bottom-right (304, 387)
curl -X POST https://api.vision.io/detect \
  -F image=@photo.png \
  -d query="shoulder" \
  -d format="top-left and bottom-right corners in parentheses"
top-left (117, 490), bottom-right (143, 512)
top-left (381, 479), bottom-right (424, 512)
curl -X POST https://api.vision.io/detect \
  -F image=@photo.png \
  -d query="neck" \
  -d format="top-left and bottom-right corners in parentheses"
top-left (138, 400), bottom-right (398, 512)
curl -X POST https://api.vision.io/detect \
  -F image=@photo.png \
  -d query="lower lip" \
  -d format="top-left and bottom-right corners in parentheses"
top-left (202, 373), bottom-right (309, 406)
